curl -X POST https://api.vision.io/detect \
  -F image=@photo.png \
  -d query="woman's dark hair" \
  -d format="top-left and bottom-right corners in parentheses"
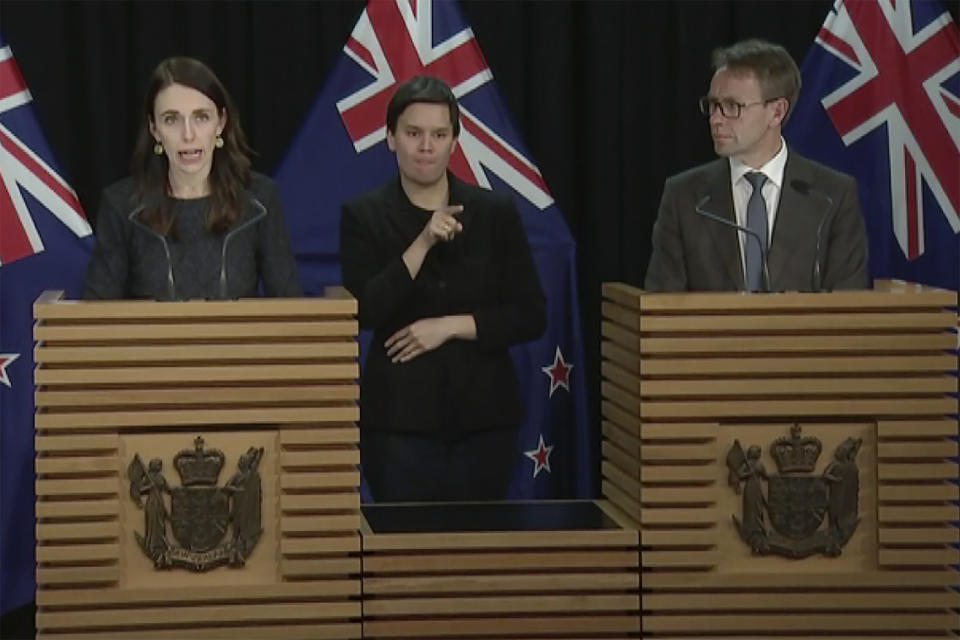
top-left (386, 75), bottom-right (460, 136)
top-left (131, 57), bottom-right (252, 235)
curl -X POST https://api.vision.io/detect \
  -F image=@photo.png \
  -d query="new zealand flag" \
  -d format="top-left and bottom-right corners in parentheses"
top-left (784, 0), bottom-right (960, 290)
top-left (788, 0), bottom-right (960, 578)
top-left (0, 40), bottom-right (93, 614)
top-left (275, 0), bottom-right (592, 499)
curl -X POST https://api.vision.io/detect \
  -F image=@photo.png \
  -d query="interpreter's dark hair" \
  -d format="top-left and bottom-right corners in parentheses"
top-left (131, 57), bottom-right (252, 235)
top-left (386, 75), bottom-right (460, 136)
top-left (711, 39), bottom-right (802, 123)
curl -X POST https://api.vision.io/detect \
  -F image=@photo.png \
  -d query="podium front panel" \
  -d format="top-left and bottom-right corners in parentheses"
top-left (360, 501), bottom-right (640, 638)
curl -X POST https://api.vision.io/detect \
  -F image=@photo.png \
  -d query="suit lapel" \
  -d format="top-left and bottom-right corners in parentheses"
top-left (769, 153), bottom-right (816, 290)
top-left (701, 161), bottom-right (744, 290)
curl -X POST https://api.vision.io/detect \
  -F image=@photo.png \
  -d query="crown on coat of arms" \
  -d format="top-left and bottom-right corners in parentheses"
top-left (174, 436), bottom-right (225, 486)
top-left (770, 424), bottom-right (822, 474)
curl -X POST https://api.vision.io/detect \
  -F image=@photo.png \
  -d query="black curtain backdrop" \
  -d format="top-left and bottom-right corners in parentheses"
top-left (5, 0), bottom-right (957, 508)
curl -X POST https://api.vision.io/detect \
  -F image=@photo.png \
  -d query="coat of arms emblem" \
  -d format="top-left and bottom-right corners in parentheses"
top-left (127, 436), bottom-right (264, 571)
top-left (725, 425), bottom-right (862, 558)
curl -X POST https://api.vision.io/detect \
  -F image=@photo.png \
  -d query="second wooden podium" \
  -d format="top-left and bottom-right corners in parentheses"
top-left (600, 280), bottom-right (959, 637)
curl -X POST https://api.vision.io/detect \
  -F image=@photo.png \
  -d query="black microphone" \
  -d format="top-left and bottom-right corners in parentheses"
top-left (790, 179), bottom-right (835, 292)
top-left (694, 195), bottom-right (770, 292)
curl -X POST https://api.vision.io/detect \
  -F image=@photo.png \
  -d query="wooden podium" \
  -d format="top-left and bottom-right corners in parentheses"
top-left (600, 280), bottom-right (960, 637)
top-left (33, 292), bottom-right (362, 639)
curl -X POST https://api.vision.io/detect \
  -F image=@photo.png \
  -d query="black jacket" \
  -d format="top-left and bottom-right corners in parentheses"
top-left (84, 173), bottom-right (301, 300)
top-left (340, 174), bottom-right (546, 438)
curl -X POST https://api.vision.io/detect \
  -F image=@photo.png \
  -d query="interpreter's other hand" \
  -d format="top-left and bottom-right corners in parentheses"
top-left (421, 205), bottom-right (464, 246)
top-left (385, 317), bottom-right (454, 363)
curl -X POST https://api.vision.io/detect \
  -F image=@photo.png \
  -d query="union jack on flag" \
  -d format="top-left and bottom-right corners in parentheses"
top-left (0, 45), bottom-right (90, 264)
top-left (785, 0), bottom-right (960, 290)
top-left (0, 40), bottom-right (93, 615)
top-left (276, 0), bottom-right (593, 499)
top-left (336, 0), bottom-right (553, 209)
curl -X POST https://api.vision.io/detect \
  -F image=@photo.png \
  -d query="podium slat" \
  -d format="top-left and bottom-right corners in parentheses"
top-left (878, 484), bottom-right (960, 501)
top-left (37, 385), bottom-right (358, 407)
top-left (639, 333), bottom-right (955, 353)
top-left (36, 499), bottom-right (119, 519)
top-left (878, 527), bottom-right (959, 544)
top-left (34, 297), bottom-right (357, 319)
top-left (643, 570), bottom-right (959, 589)
top-left (36, 363), bottom-right (358, 384)
top-left (37, 601), bottom-right (361, 629)
top-left (36, 456), bottom-right (119, 474)
top-left (363, 550), bottom-right (639, 572)
top-left (639, 397), bottom-right (956, 419)
top-left (642, 612), bottom-right (958, 633)
top-left (35, 342), bottom-right (358, 363)
top-left (36, 406), bottom-right (359, 429)
top-left (363, 593), bottom-right (639, 615)
top-left (639, 354), bottom-right (956, 375)
top-left (363, 616), bottom-right (640, 636)
top-left (363, 572), bottom-right (639, 594)
top-left (879, 548), bottom-right (960, 565)
top-left (878, 505), bottom-right (960, 522)
top-left (36, 522), bottom-right (119, 541)
top-left (36, 543), bottom-right (119, 563)
top-left (636, 376), bottom-right (956, 396)
top-left (280, 493), bottom-right (359, 512)
top-left (280, 449), bottom-right (360, 467)
top-left (635, 310), bottom-right (956, 332)
top-left (878, 462), bottom-right (959, 480)
top-left (643, 591), bottom-right (959, 610)
top-left (280, 535), bottom-right (361, 556)
top-left (35, 320), bottom-right (358, 341)
top-left (877, 441), bottom-right (959, 458)
top-left (36, 624), bottom-right (360, 640)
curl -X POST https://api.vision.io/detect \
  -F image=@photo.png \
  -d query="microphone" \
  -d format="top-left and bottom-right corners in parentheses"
top-left (790, 179), bottom-right (835, 292)
top-left (694, 195), bottom-right (770, 292)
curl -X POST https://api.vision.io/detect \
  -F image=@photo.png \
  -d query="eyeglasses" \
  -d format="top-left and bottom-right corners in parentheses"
top-left (698, 96), bottom-right (778, 119)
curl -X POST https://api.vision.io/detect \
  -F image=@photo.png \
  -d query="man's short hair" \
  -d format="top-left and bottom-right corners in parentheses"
top-left (711, 39), bottom-right (802, 122)
top-left (386, 75), bottom-right (461, 136)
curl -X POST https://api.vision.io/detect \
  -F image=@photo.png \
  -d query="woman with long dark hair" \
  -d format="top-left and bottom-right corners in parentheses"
top-left (84, 57), bottom-right (300, 299)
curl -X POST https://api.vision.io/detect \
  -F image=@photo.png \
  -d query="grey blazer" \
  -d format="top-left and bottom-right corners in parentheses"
top-left (644, 150), bottom-right (869, 292)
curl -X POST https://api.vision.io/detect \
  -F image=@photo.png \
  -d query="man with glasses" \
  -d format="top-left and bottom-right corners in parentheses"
top-left (645, 39), bottom-right (868, 292)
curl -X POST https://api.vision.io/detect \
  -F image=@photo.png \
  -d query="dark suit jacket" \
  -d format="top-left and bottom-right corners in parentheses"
top-left (340, 174), bottom-right (546, 439)
top-left (84, 173), bottom-right (301, 300)
top-left (644, 150), bottom-right (869, 291)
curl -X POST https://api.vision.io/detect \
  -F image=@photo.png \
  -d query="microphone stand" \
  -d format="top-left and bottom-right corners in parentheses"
top-left (694, 195), bottom-right (771, 292)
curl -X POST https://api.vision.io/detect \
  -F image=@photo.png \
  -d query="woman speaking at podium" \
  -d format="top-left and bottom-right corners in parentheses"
top-left (84, 57), bottom-right (300, 300)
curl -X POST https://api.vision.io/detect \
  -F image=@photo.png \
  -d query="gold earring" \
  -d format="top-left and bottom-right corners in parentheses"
top-left (153, 141), bottom-right (164, 155)
top-left (215, 135), bottom-right (224, 149)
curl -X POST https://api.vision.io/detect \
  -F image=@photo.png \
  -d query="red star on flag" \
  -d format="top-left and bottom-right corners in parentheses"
top-left (524, 434), bottom-right (554, 478)
top-left (541, 345), bottom-right (573, 397)
top-left (0, 353), bottom-right (20, 388)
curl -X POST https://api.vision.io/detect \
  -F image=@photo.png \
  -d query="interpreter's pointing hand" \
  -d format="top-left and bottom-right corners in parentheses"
top-left (423, 204), bottom-right (464, 246)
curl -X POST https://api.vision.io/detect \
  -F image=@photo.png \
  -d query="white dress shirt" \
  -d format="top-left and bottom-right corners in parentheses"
top-left (728, 138), bottom-right (788, 278)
